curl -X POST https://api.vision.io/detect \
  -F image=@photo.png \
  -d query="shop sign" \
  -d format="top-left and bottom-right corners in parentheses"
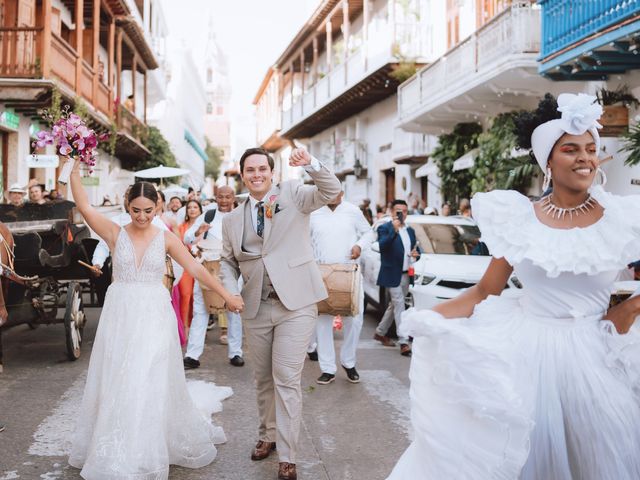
top-left (81, 176), bottom-right (99, 186)
top-left (631, 178), bottom-right (640, 186)
top-left (26, 155), bottom-right (60, 168)
top-left (0, 111), bottom-right (19, 130)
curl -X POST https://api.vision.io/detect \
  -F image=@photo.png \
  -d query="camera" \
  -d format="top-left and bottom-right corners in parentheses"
top-left (396, 211), bottom-right (404, 223)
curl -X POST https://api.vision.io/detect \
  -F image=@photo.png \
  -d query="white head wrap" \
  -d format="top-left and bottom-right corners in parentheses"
top-left (531, 93), bottom-right (603, 171)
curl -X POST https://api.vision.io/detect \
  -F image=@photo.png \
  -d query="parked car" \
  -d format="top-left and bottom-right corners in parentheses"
top-left (360, 215), bottom-right (522, 315)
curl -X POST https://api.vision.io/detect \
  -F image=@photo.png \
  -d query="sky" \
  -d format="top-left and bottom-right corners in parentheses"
top-left (160, 0), bottom-right (319, 155)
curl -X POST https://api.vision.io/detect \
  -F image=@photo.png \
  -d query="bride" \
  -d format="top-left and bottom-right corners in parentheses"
top-left (387, 93), bottom-right (640, 480)
top-left (67, 161), bottom-right (244, 480)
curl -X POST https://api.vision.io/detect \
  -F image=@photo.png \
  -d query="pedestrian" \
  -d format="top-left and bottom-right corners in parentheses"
top-left (183, 186), bottom-right (244, 368)
top-left (5, 183), bottom-right (26, 206)
top-left (68, 161), bottom-right (243, 479)
top-left (458, 197), bottom-right (472, 217)
top-left (28, 184), bottom-right (47, 205)
top-left (220, 146), bottom-right (340, 480)
top-left (309, 191), bottom-right (374, 385)
top-left (441, 202), bottom-right (451, 216)
top-left (387, 93), bottom-right (640, 480)
top-left (359, 198), bottom-right (374, 225)
top-left (373, 199), bottom-right (421, 357)
top-left (163, 195), bottom-right (182, 228)
top-left (177, 200), bottom-right (203, 337)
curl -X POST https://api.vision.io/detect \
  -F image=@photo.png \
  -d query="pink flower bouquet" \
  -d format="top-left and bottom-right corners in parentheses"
top-left (33, 110), bottom-right (109, 185)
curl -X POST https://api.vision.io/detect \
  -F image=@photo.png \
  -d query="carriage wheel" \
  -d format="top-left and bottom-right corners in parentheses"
top-left (64, 282), bottom-right (85, 361)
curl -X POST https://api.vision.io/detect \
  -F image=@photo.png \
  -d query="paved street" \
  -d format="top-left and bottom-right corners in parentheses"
top-left (0, 305), bottom-right (412, 480)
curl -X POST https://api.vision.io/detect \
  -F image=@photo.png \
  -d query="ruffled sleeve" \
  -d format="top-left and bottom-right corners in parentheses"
top-left (470, 189), bottom-right (533, 266)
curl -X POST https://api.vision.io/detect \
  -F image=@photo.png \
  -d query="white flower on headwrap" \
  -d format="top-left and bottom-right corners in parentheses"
top-left (556, 93), bottom-right (603, 135)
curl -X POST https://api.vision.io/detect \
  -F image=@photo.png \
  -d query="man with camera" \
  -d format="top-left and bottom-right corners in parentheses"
top-left (373, 199), bottom-right (420, 356)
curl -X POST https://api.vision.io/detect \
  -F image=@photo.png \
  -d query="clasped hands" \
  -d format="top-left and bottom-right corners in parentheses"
top-left (226, 294), bottom-right (244, 314)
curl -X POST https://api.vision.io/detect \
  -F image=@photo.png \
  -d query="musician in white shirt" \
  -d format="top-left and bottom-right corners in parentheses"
top-left (182, 186), bottom-right (243, 368)
top-left (308, 191), bottom-right (374, 384)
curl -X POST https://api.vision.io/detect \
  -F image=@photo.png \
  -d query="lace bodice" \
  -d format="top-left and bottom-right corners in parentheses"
top-left (112, 228), bottom-right (166, 283)
top-left (471, 187), bottom-right (640, 318)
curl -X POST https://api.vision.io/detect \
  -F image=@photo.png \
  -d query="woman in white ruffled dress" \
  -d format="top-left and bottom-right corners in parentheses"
top-left (67, 162), bottom-right (245, 480)
top-left (387, 93), bottom-right (640, 480)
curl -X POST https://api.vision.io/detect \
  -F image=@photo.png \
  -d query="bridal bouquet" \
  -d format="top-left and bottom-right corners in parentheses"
top-left (33, 107), bottom-right (109, 184)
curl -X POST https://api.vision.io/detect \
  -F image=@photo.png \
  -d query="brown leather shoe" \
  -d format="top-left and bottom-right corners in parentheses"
top-left (278, 462), bottom-right (297, 480)
top-left (374, 333), bottom-right (396, 347)
top-left (251, 440), bottom-right (276, 461)
top-left (400, 343), bottom-right (412, 357)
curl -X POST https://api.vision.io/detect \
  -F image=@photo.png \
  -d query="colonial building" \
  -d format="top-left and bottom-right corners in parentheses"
top-left (254, 0), bottom-right (434, 207)
top-left (0, 0), bottom-right (166, 204)
top-left (538, 0), bottom-right (640, 196)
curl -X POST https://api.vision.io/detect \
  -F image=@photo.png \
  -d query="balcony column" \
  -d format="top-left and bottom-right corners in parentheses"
top-left (143, 0), bottom-right (151, 34)
top-left (41, 0), bottom-right (52, 77)
top-left (108, 17), bottom-right (115, 116)
top-left (274, 67), bottom-right (281, 128)
top-left (143, 70), bottom-right (147, 123)
top-left (363, 0), bottom-right (369, 70)
top-left (312, 35), bottom-right (318, 106)
top-left (342, 0), bottom-right (349, 63)
top-left (299, 50), bottom-right (305, 114)
top-left (389, 0), bottom-right (396, 43)
top-left (92, 0), bottom-right (101, 104)
top-left (326, 20), bottom-right (333, 72)
top-left (75, 0), bottom-right (85, 94)
top-left (289, 61), bottom-right (294, 124)
top-left (132, 53), bottom-right (138, 114)
top-left (116, 28), bottom-right (123, 116)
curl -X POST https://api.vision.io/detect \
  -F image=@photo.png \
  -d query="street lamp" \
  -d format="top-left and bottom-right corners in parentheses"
top-left (353, 157), bottom-right (363, 177)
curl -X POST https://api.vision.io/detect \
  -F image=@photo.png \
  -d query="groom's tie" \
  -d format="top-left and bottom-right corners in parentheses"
top-left (256, 201), bottom-right (264, 238)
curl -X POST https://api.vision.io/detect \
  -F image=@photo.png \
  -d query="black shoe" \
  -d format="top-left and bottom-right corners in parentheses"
top-left (316, 372), bottom-right (335, 385)
top-left (307, 350), bottom-right (318, 362)
top-left (342, 365), bottom-right (360, 383)
top-left (229, 355), bottom-right (245, 367)
top-left (207, 315), bottom-right (216, 331)
top-left (0, 423), bottom-right (5, 433)
top-left (183, 357), bottom-right (200, 369)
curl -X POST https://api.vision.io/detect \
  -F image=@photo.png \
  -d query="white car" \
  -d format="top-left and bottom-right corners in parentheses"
top-left (360, 214), bottom-right (521, 314)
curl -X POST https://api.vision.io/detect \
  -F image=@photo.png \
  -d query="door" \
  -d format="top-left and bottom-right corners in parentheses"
top-left (16, 0), bottom-right (35, 73)
top-left (385, 168), bottom-right (395, 204)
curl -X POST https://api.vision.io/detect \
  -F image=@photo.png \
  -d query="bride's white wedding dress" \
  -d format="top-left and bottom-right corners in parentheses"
top-left (69, 228), bottom-right (231, 480)
top-left (388, 186), bottom-right (640, 480)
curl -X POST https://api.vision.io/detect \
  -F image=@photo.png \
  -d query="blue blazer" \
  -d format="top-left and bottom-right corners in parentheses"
top-left (376, 220), bottom-right (421, 288)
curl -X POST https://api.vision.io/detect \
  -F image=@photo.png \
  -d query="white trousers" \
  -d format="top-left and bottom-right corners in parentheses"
top-left (375, 273), bottom-right (410, 344)
top-left (314, 276), bottom-right (364, 374)
top-left (185, 281), bottom-right (243, 360)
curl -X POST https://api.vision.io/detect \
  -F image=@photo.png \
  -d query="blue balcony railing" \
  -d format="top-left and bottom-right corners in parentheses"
top-left (539, 0), bottom-right (640, 59)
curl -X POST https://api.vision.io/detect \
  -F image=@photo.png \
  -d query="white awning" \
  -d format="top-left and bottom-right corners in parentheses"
top-left (415, 162), bottom-right (437, 178)
top-left (452, 148), bottom-right (479, 172)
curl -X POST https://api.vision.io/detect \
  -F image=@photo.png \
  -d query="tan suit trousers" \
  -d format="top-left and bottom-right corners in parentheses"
top-left (245, 297), bottom-right (317, 464)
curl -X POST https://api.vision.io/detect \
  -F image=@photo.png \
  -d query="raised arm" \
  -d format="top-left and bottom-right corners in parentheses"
top-left (289, 148), bottom-right (341, 214)
top-left (165, 231), bottom-right (243, 313)
top-left (432, 257), bottom-right (513, 318)
top-left (70, 161), bottom-right (120, 250)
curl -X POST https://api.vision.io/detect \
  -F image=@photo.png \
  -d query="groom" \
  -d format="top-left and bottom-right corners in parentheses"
top-left (220, 146), bottom-right (340, 480)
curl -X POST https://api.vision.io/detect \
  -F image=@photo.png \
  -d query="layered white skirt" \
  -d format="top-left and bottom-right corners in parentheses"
top-left (69, 282), bottom-right (231, 480)
top-left (388, 295), bottom-right (640, 480)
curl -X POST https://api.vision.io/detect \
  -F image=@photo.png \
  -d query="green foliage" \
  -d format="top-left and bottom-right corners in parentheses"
top-left (49, 86), bottom-right (63, 123)
top-left (390, 62), bottom-right (418, 83)
top-left (471, 112), bottom-right (535, 193)
top-left (73, 97), bottom-right (90, 122)
top-left (432, 122), bottom-right (481, 204)
top-left (619, 122), bottom-right (640, 166)
top-left (205, 138), bottom-right (223, 179)
top-left (596, 84), bottom-right (639, 108)
top-left (138, 126), bottom-right (177, 170)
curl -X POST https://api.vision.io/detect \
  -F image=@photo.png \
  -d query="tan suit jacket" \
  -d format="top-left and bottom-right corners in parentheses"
top-left (220, 164), bottom-right (341, 319)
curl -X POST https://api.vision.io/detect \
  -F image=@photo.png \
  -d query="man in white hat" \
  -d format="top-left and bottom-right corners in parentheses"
top-left (6, 183), bottom-right (26, 207)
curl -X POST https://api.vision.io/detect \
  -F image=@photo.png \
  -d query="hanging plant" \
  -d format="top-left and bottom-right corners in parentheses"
top-left (619, 122), bottom-right (640, 166)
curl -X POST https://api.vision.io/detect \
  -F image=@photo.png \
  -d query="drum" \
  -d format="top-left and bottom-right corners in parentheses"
top-left (201, 259), bottom-right (226, 314)
top-left (317, 263), bottom-right (360, 317)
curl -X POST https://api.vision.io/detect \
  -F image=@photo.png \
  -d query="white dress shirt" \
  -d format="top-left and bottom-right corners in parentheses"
top-left (309, 201), bottom-right (375, 264)
top-left (91, 212), bottom-right (169, 267)
top-left (398, 226), bottom-right (412, 272)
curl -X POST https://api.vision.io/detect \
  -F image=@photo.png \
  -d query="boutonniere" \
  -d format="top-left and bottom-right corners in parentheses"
top-left (264, 194), bottom-right (278, 219)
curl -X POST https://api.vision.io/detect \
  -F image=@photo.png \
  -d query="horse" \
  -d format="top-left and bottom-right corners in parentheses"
top-left (0, 221), bottom-right (14, 373)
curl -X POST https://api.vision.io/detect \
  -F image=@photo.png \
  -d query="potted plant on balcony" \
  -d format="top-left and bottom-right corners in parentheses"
top-left (596, 85), bottom-right (639, 137)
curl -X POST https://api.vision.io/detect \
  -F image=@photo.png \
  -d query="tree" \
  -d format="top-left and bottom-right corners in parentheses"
top-left (432, 122), bottom-right (482, 205)
top-left (205, 138), bottom-right (223, 179)
top-left (138, 126), bottom-right (177, 170)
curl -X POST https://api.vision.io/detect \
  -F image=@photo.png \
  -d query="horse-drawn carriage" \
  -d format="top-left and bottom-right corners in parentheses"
top-left (0, 200), bottom-right (100, 369)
